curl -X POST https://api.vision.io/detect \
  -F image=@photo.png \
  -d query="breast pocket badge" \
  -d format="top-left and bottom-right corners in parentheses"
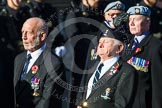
top-left (101, 88), bottom-right (112, 100)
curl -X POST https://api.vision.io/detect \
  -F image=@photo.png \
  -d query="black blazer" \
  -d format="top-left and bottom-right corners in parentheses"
top-left (123, 33), bottom-right (162, 108)
top-left (14, 47), bottom-right (62, 108)
top-left (78, 58), bottom-right (137, 108)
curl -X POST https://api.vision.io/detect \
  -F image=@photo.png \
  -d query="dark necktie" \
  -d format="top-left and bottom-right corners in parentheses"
top-left (93, 63), bottom-right (104, 85)
top-left (21, 54), bottom-right (32, 80)
top-left (132, 38), bottom-right (139, 50)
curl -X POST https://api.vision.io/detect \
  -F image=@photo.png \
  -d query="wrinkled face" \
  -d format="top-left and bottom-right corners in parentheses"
top-left (21, 20), bottom-right (41, 52)
top-left (97, 37), bottom-right (120, 59)
top-left (128, 15), bottom-right (150, 36)
top-left (104, 9), bottom-right (122, 21)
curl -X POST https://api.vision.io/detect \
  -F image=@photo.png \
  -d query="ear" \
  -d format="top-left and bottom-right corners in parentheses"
top-left (116, 44), bottom-right (124, 54)
top-left (145, 17), bottom-right (151, 24)
top-left (40, 32), bottom-right (46, 41)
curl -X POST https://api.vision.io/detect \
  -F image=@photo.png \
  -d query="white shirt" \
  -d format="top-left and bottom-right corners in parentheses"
top-left (86, 56), bottom-right (119, 99)
top-left (26, 43), bottom-right (46, 73)
top-left (104, 20), bottom-right (115, 29)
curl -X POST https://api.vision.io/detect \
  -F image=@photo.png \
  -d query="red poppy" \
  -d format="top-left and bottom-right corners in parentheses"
top-left (115, 65), bottom-right (119, 71)
top-left (135, 48), bottom-right (141, 53)
top-left (32, 65), bottom-right (38, 74)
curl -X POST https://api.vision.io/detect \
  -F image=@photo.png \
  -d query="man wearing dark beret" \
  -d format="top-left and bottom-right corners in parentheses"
top-left (77, 29), bottom-right (137, 108)
top-left (123, 5), bottom-right (162, 108)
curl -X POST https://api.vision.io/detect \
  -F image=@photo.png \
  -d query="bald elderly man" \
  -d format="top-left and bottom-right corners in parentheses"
top-left (14, 17), bottom-right (63, 108)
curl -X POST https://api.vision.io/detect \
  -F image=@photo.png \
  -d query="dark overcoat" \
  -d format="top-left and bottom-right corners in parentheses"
top-left (123, 34), bottom-right (162, 108)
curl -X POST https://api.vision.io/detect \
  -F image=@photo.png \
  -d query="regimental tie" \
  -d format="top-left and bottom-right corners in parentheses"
top-left (21, 54), bottom-right (32, 80)
top-left (132, 38), bottom-right (139, 50)
top-left (93, 63), bottom-right (104, 85)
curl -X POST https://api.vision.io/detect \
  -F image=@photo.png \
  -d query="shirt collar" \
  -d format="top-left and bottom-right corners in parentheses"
top-left (101, 56), bottom-right (120, 66)
top-left (27, 43), bottom-right (46, 58)
top-left (135, 32), bottom-right (149, 43)
top-left (104, 20), bottom-right (115, 29)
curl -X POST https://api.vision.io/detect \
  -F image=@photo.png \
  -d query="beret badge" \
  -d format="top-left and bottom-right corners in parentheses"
top-left (116, 3), bottom-right (121, 10)
top-left (135, 8), bottom-right (140, 14)
top-left (103, 30), bottom-right (109, 36)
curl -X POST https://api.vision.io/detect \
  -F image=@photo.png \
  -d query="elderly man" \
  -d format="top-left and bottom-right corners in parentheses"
top-left (124, 5), bottom-right (162, 108)
top-left (14, 17), bottom-right (62, 108)
top-left (103, 1), bottom-right (125, 29)
top-left (77, 29), bottom-right (137, 108)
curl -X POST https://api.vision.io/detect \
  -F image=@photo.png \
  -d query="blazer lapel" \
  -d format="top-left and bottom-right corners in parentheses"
top-left (87, 59), bottom-right (122, 100)
top-left (25, 54), bottom-right (44, 82)
top-left (82, 61), bottom-right (100, 99)
top-left (16, 48), bottom-right (49, 95)
top-left (14, 53), bottom-right (26, 87)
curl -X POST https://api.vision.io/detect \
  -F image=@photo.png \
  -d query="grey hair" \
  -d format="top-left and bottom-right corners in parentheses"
top-left (37, 18), bottom-right (49, 36)
top-left (113, 39), bottom-right (123, 46)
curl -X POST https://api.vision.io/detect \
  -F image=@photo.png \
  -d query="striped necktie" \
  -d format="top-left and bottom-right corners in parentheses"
top-left (21, 54), bottom-right (32, 80)
top-left (93, 63), bottom-right (104, 85)
top-left (132, 38), bottom-right (139, 50)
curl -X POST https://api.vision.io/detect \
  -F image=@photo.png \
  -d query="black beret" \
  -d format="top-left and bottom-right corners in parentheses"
top-left (99, 29), bottom-right (127, 43)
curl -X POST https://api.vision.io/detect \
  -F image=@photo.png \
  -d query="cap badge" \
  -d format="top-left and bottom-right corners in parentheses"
top-left (135, 8), bottom-right (140, 14)
top-left (116, 3), bottom-right (121, 9)
top-left (103, 30), bottom-right (109, 36)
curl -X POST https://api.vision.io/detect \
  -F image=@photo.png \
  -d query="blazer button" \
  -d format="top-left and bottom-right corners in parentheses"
top-left (16, 104), bottom-right (20, 108)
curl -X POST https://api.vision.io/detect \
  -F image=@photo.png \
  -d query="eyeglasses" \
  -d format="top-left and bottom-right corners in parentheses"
top-left (106, 13), bottom-right (121, 17)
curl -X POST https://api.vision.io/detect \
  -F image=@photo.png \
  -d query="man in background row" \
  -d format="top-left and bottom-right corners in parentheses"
top-left (124, 5), bottom-right (162, 108)
top-left (103, 1), bottom-right (125, 30)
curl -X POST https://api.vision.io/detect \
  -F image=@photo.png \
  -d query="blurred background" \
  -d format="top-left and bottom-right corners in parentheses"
top-left (46, 0), bottom-right (71, 8)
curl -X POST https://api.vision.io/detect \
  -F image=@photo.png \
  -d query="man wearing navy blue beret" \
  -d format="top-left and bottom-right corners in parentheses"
top-left (123, 5), bottom-right (162, 108)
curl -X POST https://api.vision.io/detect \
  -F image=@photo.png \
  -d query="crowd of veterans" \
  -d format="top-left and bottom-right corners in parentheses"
top-left (0, 0), bottom-right (162, 108)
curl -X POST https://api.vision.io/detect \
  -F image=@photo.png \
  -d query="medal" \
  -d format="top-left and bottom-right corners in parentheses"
top-left (127, 57), bottom-right (149, 72)
top-left (31, 77), bottom-right (40, 96)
